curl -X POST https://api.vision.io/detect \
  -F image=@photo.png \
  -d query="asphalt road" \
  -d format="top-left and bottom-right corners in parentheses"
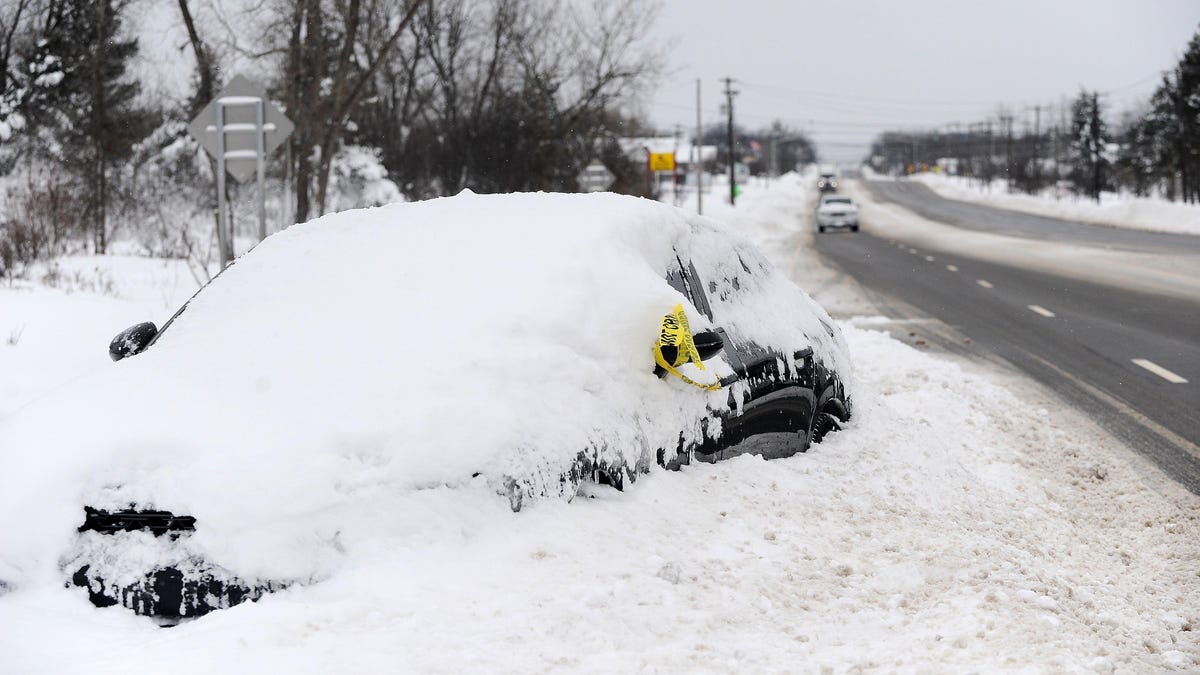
top-left (863, 180), bottom-right (1200, 255)
top-left (817, 183), bottom-right (1200, 494)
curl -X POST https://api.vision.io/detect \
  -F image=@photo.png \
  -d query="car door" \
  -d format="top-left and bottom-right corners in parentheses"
top-left (667, 252), bottom-right (817, 459)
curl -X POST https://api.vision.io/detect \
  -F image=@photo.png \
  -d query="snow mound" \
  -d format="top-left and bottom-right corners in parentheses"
top-left (908, 172), bottom-right (1200, 236)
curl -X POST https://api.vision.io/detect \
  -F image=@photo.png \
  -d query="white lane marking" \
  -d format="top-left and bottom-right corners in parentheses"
top-left (946, 264), bottom-right (959, 272)
top-left (908, 248), bottom-right (918, 254)
top-left (1131, 359), bottom-right (1189, 384)
top-left (976, 279), bottom-right (994, 288)
top-left (924, 255), bottom-right (935, 262)
top-left (1028, 305), bottom-right (1056, 318)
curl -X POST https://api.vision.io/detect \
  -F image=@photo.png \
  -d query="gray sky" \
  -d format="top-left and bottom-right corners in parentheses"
top-left (645, 0), bottom-right (1200, 163)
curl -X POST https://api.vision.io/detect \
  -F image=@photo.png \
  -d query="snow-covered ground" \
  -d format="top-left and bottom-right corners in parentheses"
top-left (1, 177), bottom-right (1198, 672)
top-left (902, 170), bottom-right (1200, 237)
top-left (0, 256), bottom-right (202, 420)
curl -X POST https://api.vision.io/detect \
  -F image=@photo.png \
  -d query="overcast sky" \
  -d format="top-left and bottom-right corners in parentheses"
top-left (644, 0), bottom-right (1200, 163)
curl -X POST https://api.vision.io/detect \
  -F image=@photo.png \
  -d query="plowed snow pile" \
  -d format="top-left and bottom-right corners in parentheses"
top-left (0, 176), bottom-right (1197, 672)
top-left (907, 170), bottom-right (1200, 236)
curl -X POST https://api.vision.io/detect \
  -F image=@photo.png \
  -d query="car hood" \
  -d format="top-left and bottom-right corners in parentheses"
top-left (0, 191), bottom-right (850, 586)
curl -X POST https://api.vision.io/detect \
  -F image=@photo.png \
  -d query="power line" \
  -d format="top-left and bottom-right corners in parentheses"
top-left (739, 80), bottom-right (999, 108)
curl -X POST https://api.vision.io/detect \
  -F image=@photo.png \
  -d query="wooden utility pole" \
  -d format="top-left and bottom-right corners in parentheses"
top-left (999, 114), bottom-right (1014, 191)
top-left (1090, 91), bottom-right (1103, 203)
top-left (722, 77), bottom-right (738, 205)
top-left (1051, 123), bottom-right (1061, 198)
top-left (695, 78), bottom-right (703, 214)
top-left (1176, 67), bottom-right (1190, 203)
top-left (1028, 105), bottom-right (1044, 188)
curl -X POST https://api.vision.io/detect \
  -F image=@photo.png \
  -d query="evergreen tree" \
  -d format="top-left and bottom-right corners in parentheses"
top-left (21, 0), bottom-right (154, 253)
top-left (1069, 90), bottom-right (1108, 202)
top-left (1172, 30), bottom-right (1200, 202)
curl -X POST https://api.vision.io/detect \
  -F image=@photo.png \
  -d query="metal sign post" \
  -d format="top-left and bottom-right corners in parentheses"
top-left (189, 75), bottom-right (294, 268)
top-left (214, 101), bottom-right (229, 266)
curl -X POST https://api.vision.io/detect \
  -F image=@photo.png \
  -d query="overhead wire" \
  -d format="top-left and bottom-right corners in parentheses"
top-left (651, 67), bottom-right (1173, 159)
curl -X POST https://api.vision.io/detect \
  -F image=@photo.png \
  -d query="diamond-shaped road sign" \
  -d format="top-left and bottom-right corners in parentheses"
top-left (187, 75), bottom-right (294, 182)
top-left (577, 160), bottom-right (615, 192)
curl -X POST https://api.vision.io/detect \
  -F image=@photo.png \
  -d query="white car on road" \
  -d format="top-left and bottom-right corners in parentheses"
top-left (816, 195), bottom-right (859, 233)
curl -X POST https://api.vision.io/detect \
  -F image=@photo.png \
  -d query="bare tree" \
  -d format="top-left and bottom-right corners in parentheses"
top-left (280, 0), bottom-right (426, 222)
top-left (175, 0), bottom-right (215, 115)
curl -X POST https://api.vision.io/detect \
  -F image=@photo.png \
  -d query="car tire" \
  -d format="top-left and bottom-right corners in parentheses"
top-left (810, 411), bottom-right (839, 444)
top-left (818, 225), bottom-right (826, 233)
top-left (851, 225), bottom-right (859, 233)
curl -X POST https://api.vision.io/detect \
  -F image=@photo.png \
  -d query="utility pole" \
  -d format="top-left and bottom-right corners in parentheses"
top-left (1090, 91), bottom-right (1103, 203)
top-left (1176, 67), bottom-right (1190, 203)
top-left (722, 77), bottom-right (738, 205)
top-left (1059, 98), bottom-right (1069, 197)
top-left (1051, 123), bottom-right (1060, 198)
top-left (999, 114), bottom-right (1014, 192)
top-left (769, 127), bottom-right (778, 187)
top-left (672, 124), bottom-right (682, 206)
top-left (1027, 105), bottom-right (1044, 190)
top-left (986, 121), bottom-right (995, 188)
top-left (695, 78), bottom-right (703, 214)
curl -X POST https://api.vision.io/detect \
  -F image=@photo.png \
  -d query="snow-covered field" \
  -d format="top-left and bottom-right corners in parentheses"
top-left (1, 177), bottom-right (1198, 672)
top-left (903, 170), bottom-right (1200, 237)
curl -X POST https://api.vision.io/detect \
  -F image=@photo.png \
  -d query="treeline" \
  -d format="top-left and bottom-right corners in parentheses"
top-left (700, 121), bottom-right (817, 177)
top-left (867, 26), bottom-right (1200, 204)
top-left (0, 0), bottom-right (662, 273)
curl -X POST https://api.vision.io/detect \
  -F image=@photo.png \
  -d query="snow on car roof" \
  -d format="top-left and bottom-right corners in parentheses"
top-left (0, 191), bottom-right (846, 585)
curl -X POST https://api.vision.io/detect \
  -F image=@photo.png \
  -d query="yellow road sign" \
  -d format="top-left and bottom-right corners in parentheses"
top-left (648, 152), bottom-right (676, 172)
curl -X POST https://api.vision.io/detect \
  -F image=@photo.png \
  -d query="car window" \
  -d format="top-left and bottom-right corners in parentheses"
top-left (702, 250), bottom-right (767, 313)
top-left (666, 256), bottom-right (714, 320)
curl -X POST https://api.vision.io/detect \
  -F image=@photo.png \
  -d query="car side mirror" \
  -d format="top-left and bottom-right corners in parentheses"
top-left (109, 322), bottom-right (158, 362)
top-left (692, 331), bottom-right (724, 361)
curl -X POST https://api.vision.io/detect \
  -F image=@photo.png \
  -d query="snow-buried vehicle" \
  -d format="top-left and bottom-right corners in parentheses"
top-left (0, 192), bottom-right (852, 621)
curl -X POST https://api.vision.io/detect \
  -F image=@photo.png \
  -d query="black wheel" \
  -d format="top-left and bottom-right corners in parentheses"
top-left (810, 411), bottom-right (839, 444)
top-left (818, 225), bottom-right (826, 233)
top-left (851, 225), bottom-right (859, 233)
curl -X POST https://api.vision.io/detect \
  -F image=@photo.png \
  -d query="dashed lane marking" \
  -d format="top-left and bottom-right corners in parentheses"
top-left (976, 279), bottom-right (994, 289)
top-left (946, 264), bottom-right (958, 272)
top-left (1028, 305), bottom-right (1056, 318)
top-left (1132, 359), bottom-right (1189, 384)
top-left (924, 255), bottom-right (935, 262)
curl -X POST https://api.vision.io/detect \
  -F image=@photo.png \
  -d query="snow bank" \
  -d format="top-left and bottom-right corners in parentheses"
top-left (0, 256), bottom-right (200, 420)
top-left (908, 172), bottom-right (1200, 236)
top-left (1, 321), bottom-right (1195, 672)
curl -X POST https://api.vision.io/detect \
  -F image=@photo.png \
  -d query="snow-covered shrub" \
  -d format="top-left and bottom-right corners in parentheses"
top-left (324, 145), bottom-right (403, 213)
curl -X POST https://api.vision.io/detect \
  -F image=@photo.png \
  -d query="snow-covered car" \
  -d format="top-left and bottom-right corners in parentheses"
top-left (816, 195), bottom-right (859, 233)
top-left (0, 192), bottom-right (852, 621)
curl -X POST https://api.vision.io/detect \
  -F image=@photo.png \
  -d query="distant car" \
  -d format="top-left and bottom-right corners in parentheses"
top-left (0, 192), bottom-right (852, 621)
top-left (817, 172), bottom-right (839, 192)
top-left (816, 195), bottom-right (859, 233)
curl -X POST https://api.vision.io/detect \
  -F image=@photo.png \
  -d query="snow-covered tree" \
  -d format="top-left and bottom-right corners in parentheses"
top-left (19, 0), bottom-right (155, 253)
